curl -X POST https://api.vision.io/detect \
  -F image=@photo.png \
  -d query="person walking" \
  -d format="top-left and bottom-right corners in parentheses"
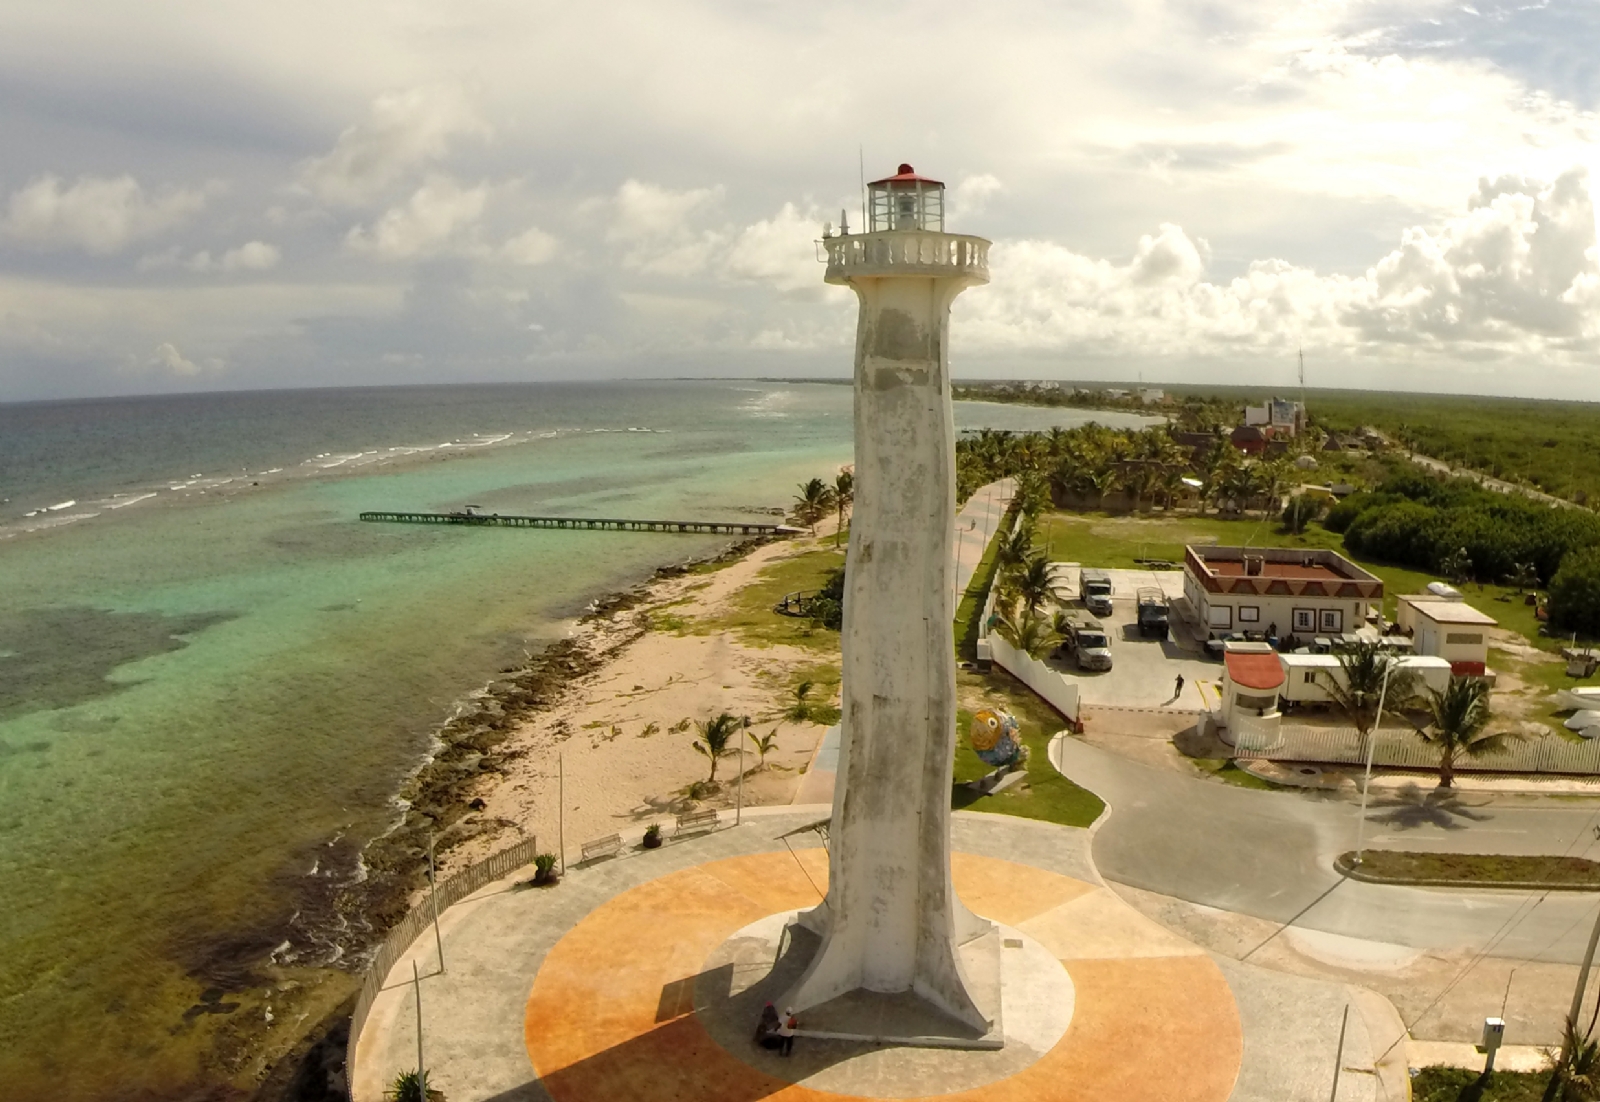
top-left (777, 1008), bottom-right (798, 1056)
top-left (1172, 673), bottom-right (1185, 700)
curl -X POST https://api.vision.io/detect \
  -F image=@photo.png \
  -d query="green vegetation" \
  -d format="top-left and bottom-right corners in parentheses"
top-left (691, 712), bottom-right (741, 784)
top-left (1552, 547), bottom-right (1600, 637)
top-left (953, 668), bottom-right (1105, 827)
top-left (1418, 678), bottom-right (1513, 788)
top-left (387, 1069), bottom-right (432, 1102)
top-left (689, 543), bottom-right (846, 650)
top-left (792, 477), bottom-right (837, 535)
top-left (1340, 850), bottom-right (1600, 887)
top-left (1192, 757), bottom-right (1288, 791)
top-left (954, 506), bottom-right (1016, 660)
top-left (1411, 1065), bottom-right (1549, 1102)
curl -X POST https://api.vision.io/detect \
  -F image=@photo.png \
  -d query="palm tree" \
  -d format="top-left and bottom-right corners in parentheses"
top-left (992, 608), bottom-right (1061, 659)
top-left (995, 522), bottom-right (1034, 573)
top-left (1544, 1012), bottom-right (1600, 1102)
top-left (1319, 642), bottom-right (1421, 755)
top-left (748, 727), bottom-right (780, 769)
top-left (832, 468), bottom-right (854, 547)
top-left (787, 680), bottom-right (814, 722)
top-left (1004, 552), bottom-right (1057, 615)
top-left (692, 712), bottom-right (741, 784)
top-left (1439, 546), bottom-right (1474, 585)
top-left (1085, 466), bottom-right (1121, 509)
top-left (792, 478), bottom-right (836, 535)
top-left (1416, 678), bottom-right (1511, 788)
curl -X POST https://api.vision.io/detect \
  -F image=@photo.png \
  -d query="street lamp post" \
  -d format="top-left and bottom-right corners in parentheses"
top-left (1353, 662), bottom-right (1394, 865)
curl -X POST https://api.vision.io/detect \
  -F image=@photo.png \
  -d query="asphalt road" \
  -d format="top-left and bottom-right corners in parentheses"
top-left (1053, 736), bottom-right (1600, 964)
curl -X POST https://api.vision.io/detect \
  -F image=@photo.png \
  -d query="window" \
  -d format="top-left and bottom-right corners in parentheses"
top-left (1303, 671), bottom-right (1317, 684)
top-left (1446, 632), bottom-right (1484, 645)
top-left (1293, 608), bottom-right (1315, 632)
top-left (1320, 609), bottom-right (1344, 633)
top-left (1208, 605), bottom-right (1233, 629)
top-left (1239, 606), bottom-right (1260, 624)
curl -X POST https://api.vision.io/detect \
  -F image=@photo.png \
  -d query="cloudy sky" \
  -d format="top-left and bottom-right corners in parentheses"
top-left (2, 0), bottom-right (1598, 402)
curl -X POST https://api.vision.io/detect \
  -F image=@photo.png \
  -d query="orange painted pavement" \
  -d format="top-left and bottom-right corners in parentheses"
top-left (525, 851), bottom-right (1242, 1101)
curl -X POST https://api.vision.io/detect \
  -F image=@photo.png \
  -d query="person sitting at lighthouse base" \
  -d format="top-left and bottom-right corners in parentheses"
top-left (753, 1002), bottom-right (782, 1050)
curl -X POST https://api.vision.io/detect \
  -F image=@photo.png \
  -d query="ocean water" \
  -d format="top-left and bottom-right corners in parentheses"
top-left (0, 381), bottom-right (1157, 1099)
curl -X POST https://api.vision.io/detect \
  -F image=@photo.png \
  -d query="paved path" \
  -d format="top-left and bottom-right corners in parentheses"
top-left (353, 809), bottom-right (1385, 1102)
top-left (1052, 735), bottom-right (1600, 964)
top-left (952, 478), bottom-right (1015, 605)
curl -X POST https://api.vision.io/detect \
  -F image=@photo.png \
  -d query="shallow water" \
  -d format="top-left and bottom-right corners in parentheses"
top-left (0, 380), bottom-right (1156, 1098)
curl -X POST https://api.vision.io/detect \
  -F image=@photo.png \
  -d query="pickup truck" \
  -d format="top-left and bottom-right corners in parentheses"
top-left (1136, 587), bottom-right (1169, 640)
top-left (1060, 612), bottom-right (1114, 671)
top-left (1078, 569), bottom-right (1114, 617)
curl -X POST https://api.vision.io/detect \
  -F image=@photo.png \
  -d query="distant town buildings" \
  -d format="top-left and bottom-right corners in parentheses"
top-left (1244, 397), bottom-right (1306, 437)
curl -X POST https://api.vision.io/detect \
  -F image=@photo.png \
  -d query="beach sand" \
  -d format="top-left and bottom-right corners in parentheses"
top-left (437, 532), bottom-right (841, 875)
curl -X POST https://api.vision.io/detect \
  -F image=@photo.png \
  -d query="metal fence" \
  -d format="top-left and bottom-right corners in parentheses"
top-left (345, 833), bottom-right (540, 1100)
top-left (1234, 717), bottom-right (1600, 775)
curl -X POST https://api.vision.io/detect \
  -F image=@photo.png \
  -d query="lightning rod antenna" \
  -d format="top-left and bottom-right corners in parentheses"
top-left (859, 145), bottom-right (867, 231)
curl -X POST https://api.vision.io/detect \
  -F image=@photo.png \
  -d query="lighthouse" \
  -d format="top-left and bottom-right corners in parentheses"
top-left (785, 165), bottom-right (993, 1031)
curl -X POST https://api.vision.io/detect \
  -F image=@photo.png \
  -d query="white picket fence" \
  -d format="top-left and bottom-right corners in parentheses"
top-left (1233, 715), bottom-right (1600, 775)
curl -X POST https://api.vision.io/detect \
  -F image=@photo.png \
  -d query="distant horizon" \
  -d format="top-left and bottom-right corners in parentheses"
top-left (5, 372), bottom-right (1599, 410)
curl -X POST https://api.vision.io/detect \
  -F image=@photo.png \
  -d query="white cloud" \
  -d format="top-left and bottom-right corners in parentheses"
top-left (725, 203), bottom-right (822, 293)
top-left (949, 174), bottom-right (1004, 221)
top-left (344, 177), bottom-right (488, 260)
top-left (136, 241), bottom-right (282, 274)
top-left (500, 225), bottom-right (558, 266)
top-left (148, 341), bottom-right (202, 376)
top-left (963, 166), bottom-right (1600, 360)
top-left (299, 87), bottom-right (489, 206)
top-left (2, 175), bottom-right (206, 255)
top-left (608, 180), bottom-right (721, 242)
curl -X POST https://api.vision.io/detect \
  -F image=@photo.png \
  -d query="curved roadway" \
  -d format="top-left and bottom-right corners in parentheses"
top-left (1053, 737), bottom-right (1600, 964)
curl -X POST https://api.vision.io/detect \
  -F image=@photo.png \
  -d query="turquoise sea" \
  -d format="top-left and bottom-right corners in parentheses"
top-left (0, 380), bottom-right (1157, 1099)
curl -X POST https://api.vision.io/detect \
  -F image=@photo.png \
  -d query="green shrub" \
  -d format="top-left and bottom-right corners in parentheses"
top-left (1550, 546), bottom-right (1600, 637)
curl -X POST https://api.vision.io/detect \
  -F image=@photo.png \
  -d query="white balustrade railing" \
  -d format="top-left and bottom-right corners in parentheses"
top-left (823, 231), bottom-right (990, 278)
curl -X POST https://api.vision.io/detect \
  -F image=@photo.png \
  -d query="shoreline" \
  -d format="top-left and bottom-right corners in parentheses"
top-left (255, 527), bottom-right (839, 1098)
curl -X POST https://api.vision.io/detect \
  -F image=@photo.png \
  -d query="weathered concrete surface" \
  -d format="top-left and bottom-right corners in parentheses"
top-left (785, 242), bottom-right (992, 1027)
top-left (351, 809), bottom-right (1386, 1102)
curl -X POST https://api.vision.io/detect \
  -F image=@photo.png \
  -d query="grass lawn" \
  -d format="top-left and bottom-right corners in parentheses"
top-left (953, 667), bottom-right (1106, 828)
top-left (1412, 1065), bottom-right (1549, 1101)
top-left (1340, 850), bottom-right (1600, 887)
top-left (682, 541), bottom-right (846, 652)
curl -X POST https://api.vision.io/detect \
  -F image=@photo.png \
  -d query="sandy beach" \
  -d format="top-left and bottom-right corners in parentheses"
top-left (433, 529), bottom-right (844, 877)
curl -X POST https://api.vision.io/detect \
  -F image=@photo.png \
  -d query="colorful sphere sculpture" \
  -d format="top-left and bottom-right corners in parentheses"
top-left (968, 708), bottom-right (1023, 769)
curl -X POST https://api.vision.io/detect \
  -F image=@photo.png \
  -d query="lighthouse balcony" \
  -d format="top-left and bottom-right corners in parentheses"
top-left (823, 230), bottom-right (990, 285)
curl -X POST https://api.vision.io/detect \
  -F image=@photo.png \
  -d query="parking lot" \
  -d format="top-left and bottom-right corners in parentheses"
top-left (1047, 567), bottom-right (1218, 711)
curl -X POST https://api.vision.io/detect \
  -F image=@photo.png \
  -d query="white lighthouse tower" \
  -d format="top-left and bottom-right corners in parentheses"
top-left (785, 165), bottom-right (993, 1032)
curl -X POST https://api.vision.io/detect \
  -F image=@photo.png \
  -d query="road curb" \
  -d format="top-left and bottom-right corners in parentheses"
top-left (1334, 854), bottom-right (1600, 892)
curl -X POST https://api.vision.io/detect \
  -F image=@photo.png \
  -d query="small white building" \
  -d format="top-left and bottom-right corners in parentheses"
top-left (1183, 545), bottom-right (1383, 640)
top-left (1243, 397), bottom-right (1305, 437)
top-left (1220, 643), bottom-right (1285, 726)
top-left (1278, 653), bottom-right (1453, 706)
top-left (1395, 594), bottom-right (1498, 677)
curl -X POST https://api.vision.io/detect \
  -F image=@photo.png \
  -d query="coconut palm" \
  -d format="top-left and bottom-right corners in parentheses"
top-left (1318, 642), bottom-right (1421, 755)
top-left (995, 522), bottom-right (1035, 573)
top-left (787, 680), bottom-right (814, 722)
top-left (748, 727), bottom-right (780, 769)
top-left (1003, 552), bottom-right (1057, 616)
top-left (692, 712), bottom-right (741, 784)
top-left (992, 608), bottom-right (1061, 659)
top-left (1544, 1013), bottom-right (1600, 1102)
top-left (1415, 677), bottom-right (1512, 788)
top-left (1439, 546), bottom-right (1474, 585)
top-left (1508, 560), bottom-right (1540, 595)
top-left (832, 468), bottom-right (854, 547)
top-left (792, 478), bottom-right (836, 535)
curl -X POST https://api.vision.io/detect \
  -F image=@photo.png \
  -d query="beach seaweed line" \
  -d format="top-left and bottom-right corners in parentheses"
top-left (253, 533), bottom-right (775, 1098)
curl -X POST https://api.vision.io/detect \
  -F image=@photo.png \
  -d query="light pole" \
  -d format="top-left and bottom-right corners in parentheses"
top-left (1353, 661), bottom-right (1394, 865)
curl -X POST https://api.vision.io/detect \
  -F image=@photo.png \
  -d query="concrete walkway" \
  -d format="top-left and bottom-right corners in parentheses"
top-left (952, 477), bottom-right (1015, 605)
top-left (352, 808), bottom-right (1388, 1102)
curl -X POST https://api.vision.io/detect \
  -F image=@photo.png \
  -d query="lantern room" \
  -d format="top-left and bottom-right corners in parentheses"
top-left (868, 164), bottom-right (945, 232)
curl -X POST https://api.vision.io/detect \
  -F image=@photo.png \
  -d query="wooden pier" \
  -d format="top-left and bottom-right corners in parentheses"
top-left (358, 511), bottom-right (791, 536)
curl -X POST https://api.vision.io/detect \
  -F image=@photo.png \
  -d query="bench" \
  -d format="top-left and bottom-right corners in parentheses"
top-left (580, 833), bottom-right (622, 863)
top-left (675, 808), bottom-right (720, 836)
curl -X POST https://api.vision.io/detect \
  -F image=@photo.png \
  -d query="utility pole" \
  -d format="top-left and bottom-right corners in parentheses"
top-left (1353, 662), bottom-right (1394, 864)
top-left (558, 753), bottom-right (566, 876)
top-left (412, 960), bottom-right (425, 1090)
top-left (1559, 901), bottom-right (1600, 1068)
top-left (427, 834), bottom-right (444, 974)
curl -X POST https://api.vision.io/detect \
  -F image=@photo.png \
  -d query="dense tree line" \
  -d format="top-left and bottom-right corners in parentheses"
top-left (1327, 472), bottom-right (1600, 633)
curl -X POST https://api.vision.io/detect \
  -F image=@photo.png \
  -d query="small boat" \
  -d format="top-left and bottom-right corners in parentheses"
top-left (1555, 687), bottom-right (1600, 713)
top-left (1565, 710), bottom-right (1600, 737)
